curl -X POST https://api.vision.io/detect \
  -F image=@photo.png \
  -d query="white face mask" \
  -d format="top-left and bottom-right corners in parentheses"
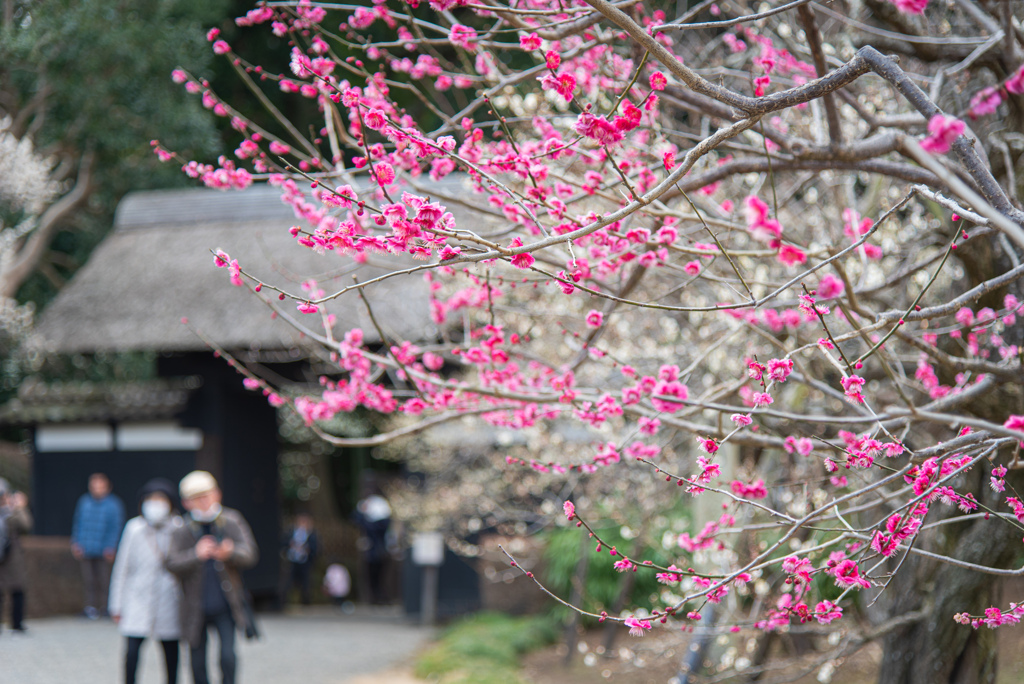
top-left (142, 499), bottom-right (171, 524)
top-left (190, 503), bottom-right (222, 523)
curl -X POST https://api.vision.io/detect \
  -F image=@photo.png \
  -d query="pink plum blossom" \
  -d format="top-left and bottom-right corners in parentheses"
top-left (891, 0), bottom-right (928, 13)
top-left (777, 244), bottom-right (807, 266)
top-left (519, 33), bottom-right (541, 51)
top-left (815, 601), bottom-right (843, 624)
top-left (841, 375), bottom-right (866, 403)
top-left (829, 560), bottom-right (872, 589)
top-left (1008, 65), bottom-right (1024, 95)
top-left (920, 114), bottom-right (965, 154)
top-left (449, 24), bottom-right (478, 50)
top-left (969, 87), bottom-right (1003, 119)
top-left (651, 380), bottom-right (688, 412)
top-left (817, 273), bottom-right (845, 299)
top-left (624, 616), bottom-right (652, 637)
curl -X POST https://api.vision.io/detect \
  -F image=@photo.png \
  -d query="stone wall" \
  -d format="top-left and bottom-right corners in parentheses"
top-left (21, 536), bottom-right (84, 618)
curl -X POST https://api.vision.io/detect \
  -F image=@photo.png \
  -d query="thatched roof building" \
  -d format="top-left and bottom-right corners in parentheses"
top-left (37, 184), bottom-right (436, 354)
top-left (18, 182), bottom-right (499, 604)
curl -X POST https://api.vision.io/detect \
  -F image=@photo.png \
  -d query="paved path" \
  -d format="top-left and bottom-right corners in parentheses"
top-left (0, 608), bottom-right (433, 684)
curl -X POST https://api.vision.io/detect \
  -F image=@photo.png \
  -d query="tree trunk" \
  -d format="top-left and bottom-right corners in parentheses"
top-left (877, 507), bottom-right (1018, 684)
top-left (562, 533), bottom-right (590, 666)
top-left (876, 171), bottom-right (1024, 682)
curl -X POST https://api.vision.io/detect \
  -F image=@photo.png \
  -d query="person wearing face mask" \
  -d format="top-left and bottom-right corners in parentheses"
top-left (166, 471), bottom-right (258, 684)
top-left (108, 479), bottom-right (183, 684)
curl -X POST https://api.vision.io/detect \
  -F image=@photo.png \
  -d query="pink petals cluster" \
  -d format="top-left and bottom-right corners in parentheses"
top-left (757, 595), bottom-right (844, 630)
top-left (1009, 64), bottom-right (1024, 95)
top-left (840, 375), bottom-right (866, 403)
top-left (841, 208), bottom-right (883, 259)
top-left (904, 453), bottom-right (972, 499)
top-left (655, 564), bottom-right (684, 584)
top-left (539, 72), bottom-right (576, 102)
top-left (448, 24), bottom-right (478, 50)
top-left (744, 195), bottom-right (783, 247)
top-left (816, 274), bottom-right (845, 299)
top-left (766, 358), bottom-right (793, 383)
top-left (185, 157), bottom-right (253, 190)
top-left (783, 436), bottom-right (814, 456)
top-left (744, 196), bottom-right (808, 265)
top-left (730, 479), bottom-right (767, 498)
top-left (688, 454), bottom-right (721, 495)
top-left (920, 114), bottom-right (965, 154)
top-left (650, 366), bottom-right (689, 413)
top-left (969, 87), bottom-right (1003, 119)
top-left (1004, 414), bottom-right (1024, 443)
top-left (624, 616), bottom-right (652, 637)
top-left (871, 505), bottom-right (927, 557)
top-left (732, 27), bottom-right (814, 98)
top-left (1006, 496), bottom-right (1024, 523)
top-left (212, 250), bottom-right (243, 287)
top-left (782, 555), bottom-right (814, 585)
top-left (828, 559), bottom-right (871, 589)
top-left (573, 112), bottom-right (624, 146)
top-left (832, 431), bottom-right (905, 471)
top-left (890, 0), bottom-right (929, 14)
top-left (731, 413), bottom-right (753, 426)
top-left (678, 513), bottom-right (735, 553)
top-left (990, 465), bottom-right (1008, 493)
top-left (955, 603), bottom-right (1024, 629)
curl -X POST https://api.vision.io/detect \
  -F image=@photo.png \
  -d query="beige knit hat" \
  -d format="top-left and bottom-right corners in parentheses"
top-left (179, 470), bottom-right (218, 500)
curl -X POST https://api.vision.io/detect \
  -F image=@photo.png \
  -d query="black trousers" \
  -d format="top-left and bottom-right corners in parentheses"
top-left (367, 559), bottom-right (387, 604)
top-left (190, 611), bottom-right (236, 684)
top-left (80, 556), bottom-right (112, 612)
top-left (125, 636), bottom-right (178, 684)
top-left (288, 561), bottom-right (313, 605)
top-left (0, 590), bottom-right (25, 630)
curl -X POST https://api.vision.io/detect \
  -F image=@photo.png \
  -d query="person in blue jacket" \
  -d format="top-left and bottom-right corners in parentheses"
top-left (71, 472), bottom-right (125, 619)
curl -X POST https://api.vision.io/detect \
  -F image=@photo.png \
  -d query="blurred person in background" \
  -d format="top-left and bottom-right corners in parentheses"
top-left (322, 559), bottom-right (352, 613)
top-left (281, 512), bottom-right (318, 606)
top-left (167, 471), bottom-right (257, 684)
top-left (109, 478), bottom-right (183, 684)
top-left (71, 472), bottom-right (125, 619)
top-left (353, 480), bottom-right (392, 605)
top-left (0, 478), bottom-right (32, 634)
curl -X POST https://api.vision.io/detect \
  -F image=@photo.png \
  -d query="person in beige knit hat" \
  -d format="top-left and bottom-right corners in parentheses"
top-left (166, 471), bottom-right (257, 684)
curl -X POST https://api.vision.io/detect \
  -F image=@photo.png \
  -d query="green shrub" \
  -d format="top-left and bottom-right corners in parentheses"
top-left (414, 612), bottom-right (558, 683)
top-left (542, 522), bottom-right (675, 623)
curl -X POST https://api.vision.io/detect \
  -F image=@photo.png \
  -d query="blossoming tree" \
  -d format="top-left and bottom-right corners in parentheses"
top-left (157, 0), bottom-right (1024, 680)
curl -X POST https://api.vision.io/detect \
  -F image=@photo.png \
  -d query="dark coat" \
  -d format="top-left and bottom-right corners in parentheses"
top-left (165, 508), bottom-right (258, 648)
top-left (281, 527), bottom-right (318, 565)
top-left (0, 506), bottom-right (32, 592)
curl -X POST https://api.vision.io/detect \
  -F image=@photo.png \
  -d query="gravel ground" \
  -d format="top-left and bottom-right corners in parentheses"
top-left (0, 607), bottom-right (433, 684)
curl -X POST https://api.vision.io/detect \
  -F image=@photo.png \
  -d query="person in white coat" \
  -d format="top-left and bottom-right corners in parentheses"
top-left (109, 479), bottom-right (184, 684)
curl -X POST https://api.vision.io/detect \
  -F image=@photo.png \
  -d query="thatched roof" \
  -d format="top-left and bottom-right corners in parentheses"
top-left (0, 377), bottom-right (200, 425)
top-left (37, 184), bottom-right (449, 353)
